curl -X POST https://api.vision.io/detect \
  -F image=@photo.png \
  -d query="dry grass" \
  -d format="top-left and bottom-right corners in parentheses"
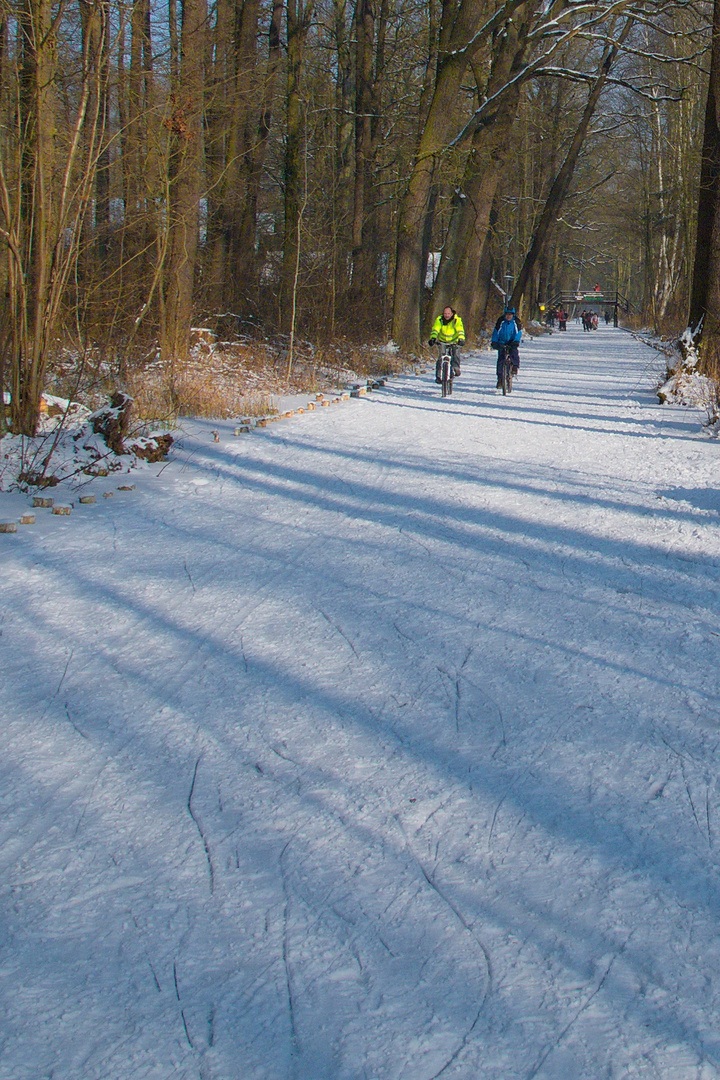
top-left (314, 341), bottom-right (407, 379)
top-left (44, 331), bottom-right (414, 424)
top-left (129, 336), bottom-right (410, 422)
top-left (126, 368), bottom-right (275, 424)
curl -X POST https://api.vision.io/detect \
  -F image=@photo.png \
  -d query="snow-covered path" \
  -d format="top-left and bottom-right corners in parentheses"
top-left (3, 326), bottom-right (720, 1080)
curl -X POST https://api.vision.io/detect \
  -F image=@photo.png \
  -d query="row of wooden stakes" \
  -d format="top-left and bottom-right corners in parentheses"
top-left (225, 380), bottom-right (387, 437)
top-left (0, 484), bottom-right (136, 533)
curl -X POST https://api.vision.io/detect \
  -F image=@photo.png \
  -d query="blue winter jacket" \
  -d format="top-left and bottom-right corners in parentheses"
top-left (491, 316), bottom-right (522, 347)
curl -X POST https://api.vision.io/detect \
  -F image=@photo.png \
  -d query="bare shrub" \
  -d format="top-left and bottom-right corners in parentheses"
top-left (704, 377), bottom-right (720, 428)
top-left (34, 331), bottom-right (413, 426)
top-left (622, 313), bottom-right (650, 333)
top-left (126, 368), bottom-right (274, 423)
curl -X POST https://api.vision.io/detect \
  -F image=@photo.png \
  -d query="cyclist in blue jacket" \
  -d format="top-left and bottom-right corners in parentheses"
top-left (491, 307), bottom-right (522, 388)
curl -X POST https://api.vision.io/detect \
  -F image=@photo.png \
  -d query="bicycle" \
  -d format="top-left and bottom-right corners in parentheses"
top-left (437, 344), bottom-right (455, 397)
top-left (498, 344), bottom-right (515, 395)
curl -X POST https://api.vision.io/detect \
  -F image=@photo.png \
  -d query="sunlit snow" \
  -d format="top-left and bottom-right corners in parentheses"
top-left (2, 324), bottom-right (720, 1079)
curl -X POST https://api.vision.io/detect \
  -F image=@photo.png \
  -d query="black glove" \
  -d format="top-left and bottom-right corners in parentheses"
top-left (428, 338), bottom-right (436, 346)
top-left (457, 339), bottom-right (465, 346)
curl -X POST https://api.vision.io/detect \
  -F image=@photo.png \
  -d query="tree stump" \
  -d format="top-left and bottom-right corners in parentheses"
top-left (126, 434), bottom-right (173, 461)
top-left (91, 392), bottom-right (133, 455)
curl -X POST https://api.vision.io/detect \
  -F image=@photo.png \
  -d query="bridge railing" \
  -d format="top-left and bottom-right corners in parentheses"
top-left (545, 292), bottom-right (634, 327)
top-left (549, 291), bottom-right (633, 309)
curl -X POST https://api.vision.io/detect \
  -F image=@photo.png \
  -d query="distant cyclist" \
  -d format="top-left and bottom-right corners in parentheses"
top-left (491, 307), bottom-right (522, 388)
top-left (429, 306), bottom-right (465, 384)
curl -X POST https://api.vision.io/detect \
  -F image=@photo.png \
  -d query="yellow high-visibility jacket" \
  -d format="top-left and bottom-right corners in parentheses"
top-left (430, 312), bottom-right (465, 344)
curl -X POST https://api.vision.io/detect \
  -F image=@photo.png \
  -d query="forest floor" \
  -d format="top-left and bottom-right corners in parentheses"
top-left (2, 325), bottom-right (720, 1080)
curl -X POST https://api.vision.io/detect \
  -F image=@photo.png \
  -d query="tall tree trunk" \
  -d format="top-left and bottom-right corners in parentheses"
top-left (350, 0), bottom-right (374, 292)
top-left (432, 99), bottom-right (518, 329)
top-left (80, 0), bottom-right (111, 266)
top-left (160, 0), bottom-right (207, 361)
top-left (279, 0), bottom-right (315, 334)
top-left (430, 9), bottom-right (529, 335)
top-left (233, 0), bottom-right (283, 296)
top-left (471, 196), bottom-right (499, 328)
top-left (205, 0), bottom-right (266, 313)
top-left (0, 6), bottom-right (7, 432)
top-left (94, 75), bottom-right (111, 266)
top-left (122, 0), bottom-right (154, 300)
top-left (390, 50), bottom-right (468, 350)
top-left (7, 0), bottom-right (56, 435)
top-left (687, 0), bottom-right (720, 372)
top-left (334, 0), bottom-right (353, 219)
top-left (536, 240), bottom-right (552, 309)
top-left (169, 0), bottom-right (180, 82)
top-left (204, 0), bottom-right (235, 310)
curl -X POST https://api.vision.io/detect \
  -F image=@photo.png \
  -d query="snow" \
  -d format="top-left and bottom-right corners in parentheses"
top-left (0, 393), bottom-right (171, 494)
top-left (2, 325), bottom-right (720, 1079)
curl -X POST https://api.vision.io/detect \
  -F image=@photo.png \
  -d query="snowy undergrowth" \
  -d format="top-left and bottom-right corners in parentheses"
top-left (0, 394), bottom-right (170, 492)
top-left (654, 328), bottom-right (719, 429)
top-left (45, 335), bottom-right (410, 426)
top-left (2, 335), bottom-right (415, 494)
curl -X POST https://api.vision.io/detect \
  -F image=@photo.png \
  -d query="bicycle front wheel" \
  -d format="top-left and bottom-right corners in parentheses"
top-left (441, 359), bottom-right (452, 397)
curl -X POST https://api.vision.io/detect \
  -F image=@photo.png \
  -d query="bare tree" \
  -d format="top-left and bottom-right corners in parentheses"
top-left (508, 19), bottom-right (632, 312)
top-left (430, 5), bottom-right (532, 333)
top-left (0, 0), bottom-right (109, 435)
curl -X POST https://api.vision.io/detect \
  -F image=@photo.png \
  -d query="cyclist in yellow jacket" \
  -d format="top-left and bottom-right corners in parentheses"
top-left (429, 307), bottom-right (465, 383)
